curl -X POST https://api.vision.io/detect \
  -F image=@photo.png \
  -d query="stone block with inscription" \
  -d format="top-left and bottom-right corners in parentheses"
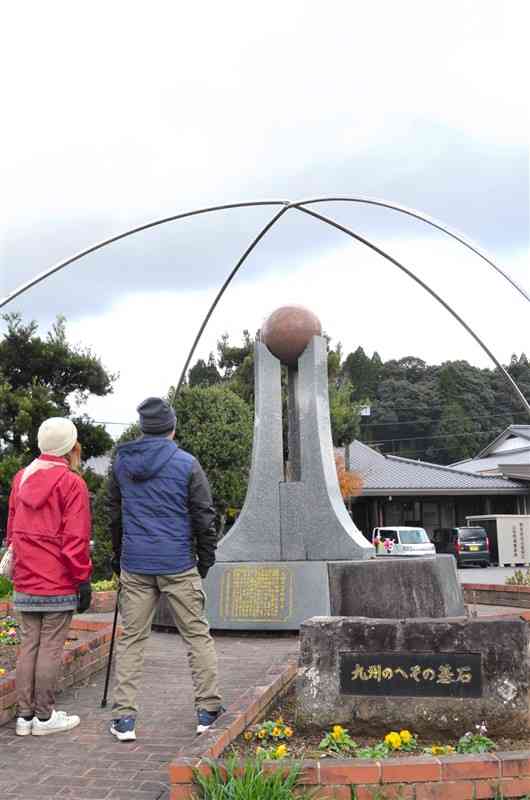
top-left (204, 561), bottom-right (330, 631)
top-left (296, 615), bottom-right (530, 736)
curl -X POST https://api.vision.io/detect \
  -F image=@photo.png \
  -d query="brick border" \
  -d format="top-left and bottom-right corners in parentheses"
top-left (464, 582), bottom-right (530, 610)
top-left (0, 617), bottom-right (120, 727)
top-left (169, 657), bottom-right (530, 799)
top-left (89, 590), bottom-right (117, 613)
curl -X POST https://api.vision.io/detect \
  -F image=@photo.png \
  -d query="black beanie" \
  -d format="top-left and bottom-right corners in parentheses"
top-left (137, 397), bottom-right (176, 434)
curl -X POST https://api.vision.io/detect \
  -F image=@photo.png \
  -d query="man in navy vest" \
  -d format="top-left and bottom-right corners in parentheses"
top-left (107, 397), bottom-right (223, 741)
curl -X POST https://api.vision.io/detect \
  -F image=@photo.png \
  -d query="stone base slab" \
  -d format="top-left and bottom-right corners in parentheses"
top-left (154, 555), bottom-right (465, 630)
top-left (328, 555), bottom-right (465, 618)
top-left (296, 615), bottom-right (530, 736)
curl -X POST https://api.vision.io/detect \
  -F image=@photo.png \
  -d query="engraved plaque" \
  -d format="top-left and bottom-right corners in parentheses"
top-left (220, 565), bottom-right (294, 622)
top-left (340, 652), bottom-right (482, 697)
top-left (203, 561), bottom-right (330, 630)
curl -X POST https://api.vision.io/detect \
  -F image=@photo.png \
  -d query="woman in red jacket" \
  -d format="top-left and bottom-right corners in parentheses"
top-left (6, 417), bottom-right (92, 737)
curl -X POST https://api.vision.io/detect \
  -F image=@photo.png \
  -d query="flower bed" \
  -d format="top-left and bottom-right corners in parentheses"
top-left (169, 656), bottom-right (530, 800)
top-left (0, 616), bottom-right (120, 727)
top-left (0, 615), bottom-right (20, 675)
top-left (231, 686), bottom-right (526, 761)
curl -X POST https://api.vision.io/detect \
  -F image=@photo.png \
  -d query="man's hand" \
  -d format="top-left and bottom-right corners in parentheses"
top-left (198, 563), bottom-right (209, 579)
top-left (111, 555), bottom-right (121, 576)
top-left (77, 581), bottom-right (92, 614)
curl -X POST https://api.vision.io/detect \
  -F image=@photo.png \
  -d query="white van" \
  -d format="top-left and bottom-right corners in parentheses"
top-left (372, 526), bottom-right (435, 557)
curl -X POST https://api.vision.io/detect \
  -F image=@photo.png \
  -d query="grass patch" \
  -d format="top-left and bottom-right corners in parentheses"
top-left (193, 754), bottom-right (313, 799)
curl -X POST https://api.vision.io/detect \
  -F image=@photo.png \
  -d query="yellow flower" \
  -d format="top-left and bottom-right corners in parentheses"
top-left (274, 717), bottom-right (283, 725)
top-left (0, 668), bottom-right (5, 676)
top-left (384, 731), bottom-right (402, 750)
top-left (243, 730), bottom-right (254, 741)
top-left (332, 725), bottom-right (345, 735)
top-left (257, 729), bottom-right (267, 739)
top-left (271, 726), bottom-right (282, 737)
top-left (430, 744), bottom-right (453, 755)
top-left (284, 726), bottom-right (293, 737)
top-left (275, 744), bottom-right (288, 759)
top-left (399, 730), bottom-right (413, 744)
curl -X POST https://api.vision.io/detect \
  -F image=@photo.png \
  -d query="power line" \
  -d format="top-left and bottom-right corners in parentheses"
top-left (93, 421), bottom-right (132, 426)
top-left (367, 427), bottom-right (507, 446)
top-left (359, 410), bottom-right (526, 429)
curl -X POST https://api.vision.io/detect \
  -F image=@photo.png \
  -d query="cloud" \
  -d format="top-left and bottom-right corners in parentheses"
top-left (1, 0), bottom-right (528, 419)
top-left (2, 119), bottom-right (528, 324)
top-left (2, 1), bottom-right (529, 318)
top-left (65, 233), bottom-right (529, 434)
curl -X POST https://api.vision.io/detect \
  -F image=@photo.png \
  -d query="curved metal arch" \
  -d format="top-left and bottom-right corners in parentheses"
top-left (175, 204), bottom-right (290, 391)
top-left (2, 196), bottom-right (526, 313)
top-left (292, 204), bottom-right (530, 416)
top-left (0, 199), bottom-right (289, 310)
top-left (296, 195), bottom-right (529, 303)
top-left (1, 195), bottom-right (527, 416)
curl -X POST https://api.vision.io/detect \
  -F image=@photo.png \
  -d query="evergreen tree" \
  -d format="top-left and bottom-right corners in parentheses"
top-left (0, 313), bottom-right (115, 537)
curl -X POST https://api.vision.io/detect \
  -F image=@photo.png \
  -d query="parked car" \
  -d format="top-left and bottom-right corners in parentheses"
top-left (372, 526), bottom-right (436, 557)
top-left (432, 526), bottom-right (490, 568)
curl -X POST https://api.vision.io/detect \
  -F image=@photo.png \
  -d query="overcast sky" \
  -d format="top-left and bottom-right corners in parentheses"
top-left (1, 1), bottom-right (529, 436)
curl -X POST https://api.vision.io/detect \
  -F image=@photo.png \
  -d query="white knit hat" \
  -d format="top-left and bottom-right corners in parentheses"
top-left (37, 417), bottom-right (78, 457)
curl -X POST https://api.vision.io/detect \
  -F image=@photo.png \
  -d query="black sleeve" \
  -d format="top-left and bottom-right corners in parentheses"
top-left (106, 464), bottom-right (123, 559)
top-left (188, 460), bottom-right (217, 572)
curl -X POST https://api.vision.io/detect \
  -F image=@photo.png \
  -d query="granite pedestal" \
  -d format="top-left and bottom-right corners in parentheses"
top-left (197, 555), bottom-right (463, 631)
top-left (296, 614), bottom-right (530, 736)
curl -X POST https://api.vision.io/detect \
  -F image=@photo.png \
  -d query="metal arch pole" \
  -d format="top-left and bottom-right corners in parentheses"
top-left (296, 196), bottom-right (529, 303)
top-left (174, 203), bottom-right (291, 392)
top-left (0, 200), bottom-right (289, 311)
top-left (292, 204), bottom-right (530, 417)
top-left (2, 193), bottom-right (526, 405)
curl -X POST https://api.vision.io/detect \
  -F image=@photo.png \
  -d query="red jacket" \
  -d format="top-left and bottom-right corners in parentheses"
top-left (6, 455), bottom-right (92, 595)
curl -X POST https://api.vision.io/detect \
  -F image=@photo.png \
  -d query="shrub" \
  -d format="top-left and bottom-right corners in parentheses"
top-left (506, 568), bottom-right (530, 586)
top-left (91, 577), bottom-right (118, 592)
top-left (91, 481), bottom-right (114, 581)
top-left (0, 576), bottom-right (12, 599)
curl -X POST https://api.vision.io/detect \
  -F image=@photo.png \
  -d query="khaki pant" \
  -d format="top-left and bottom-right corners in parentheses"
top-left (16, 611), bottom-right (73, 719)
top-left (112, 568), bottom-right (221, 718)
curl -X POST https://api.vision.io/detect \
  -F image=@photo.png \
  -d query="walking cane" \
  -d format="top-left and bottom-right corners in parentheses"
top-left (101, 585), bottom-right (121, 708)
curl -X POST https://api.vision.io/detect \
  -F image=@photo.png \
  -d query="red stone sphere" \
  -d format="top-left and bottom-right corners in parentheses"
top-left (261, 305), bottom-right (322, 365)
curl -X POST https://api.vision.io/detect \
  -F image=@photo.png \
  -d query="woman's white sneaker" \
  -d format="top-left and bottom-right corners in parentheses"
top-left (32, 709), bottom-right (80, 736)
top-left (15, 717), bottom-right (34, 736)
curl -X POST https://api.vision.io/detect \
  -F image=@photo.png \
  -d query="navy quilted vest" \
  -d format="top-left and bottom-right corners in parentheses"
top-left (114, 436), bottom-right (195, 575)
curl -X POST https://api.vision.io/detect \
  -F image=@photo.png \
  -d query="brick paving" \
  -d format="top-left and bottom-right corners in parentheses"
top-left (0, 622), bottom-right (298, 800)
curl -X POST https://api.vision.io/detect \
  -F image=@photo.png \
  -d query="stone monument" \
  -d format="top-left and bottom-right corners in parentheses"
top-left (200, 305), bottom-right (464, 630)
top-left (154, 304), bottom-right (464, 631)
top-left (201, 306), bottom-right (373, 630)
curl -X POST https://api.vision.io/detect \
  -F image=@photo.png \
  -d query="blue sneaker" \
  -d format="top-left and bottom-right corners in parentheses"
top-left (196, 706), bottom-right (225, 734)
top-left (110, 716), bottom-right (136, 741)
